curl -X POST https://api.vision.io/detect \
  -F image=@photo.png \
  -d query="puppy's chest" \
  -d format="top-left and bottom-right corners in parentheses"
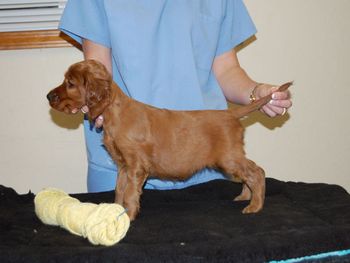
top-left (103, 121), bottom-right (149, 148)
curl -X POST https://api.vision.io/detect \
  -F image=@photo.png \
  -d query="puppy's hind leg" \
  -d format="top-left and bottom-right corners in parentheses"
top-left (221, 157), bottom-right (265, 214)
top-left (234, 183), bottom-right (251, 202)
top-left (239, 159), bottom-right (265, 214)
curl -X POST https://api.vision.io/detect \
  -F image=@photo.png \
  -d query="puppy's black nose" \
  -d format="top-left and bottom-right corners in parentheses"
top-left (47, 91), bottom-right (58, 102)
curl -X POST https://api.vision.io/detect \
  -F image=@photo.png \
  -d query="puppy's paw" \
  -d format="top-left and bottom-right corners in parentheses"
top-left (242, 204), bottom-right (262, 214)
top-left (126, 207), bottom-right (139, 221)
top-left (233, 185), bottom-right (251, 201)
top-left (233, 193), bottom-right (251, 202)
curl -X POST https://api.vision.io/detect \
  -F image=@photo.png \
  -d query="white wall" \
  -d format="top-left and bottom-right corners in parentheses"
top-left (0, 48), bottom-right (85, 194)
top-left (241, 0), bottom-right (350, 192)
top-left (0, 0), bottom-right (349, 194)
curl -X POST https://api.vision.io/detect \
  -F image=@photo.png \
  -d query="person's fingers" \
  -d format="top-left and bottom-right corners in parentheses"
top-left (71, 108), bottom-right (79, 114)
top-left (71, 105), bottom-right (89, 114)
top-left (260, 104), bottom-right (277, 117)
top-left (95, 115), bottom-right (104, 128)
top-left (257, 84), bottom-right (292, 117)
top-left (261, 103), bottom-right (289, 117)
top-left (81, 105), bottom-right (89, 113)
top-left (269, 98), bottom-right (292, 109)
top-left (272, 90), bottom-right (290, 101)
top-left (256, 85), bottom-right (277, 98)
top-left (281, 108), bottom-right (287, 116)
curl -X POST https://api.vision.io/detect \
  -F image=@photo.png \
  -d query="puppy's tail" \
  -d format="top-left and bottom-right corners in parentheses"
top-left (232, 81), bottom-right (293, 118)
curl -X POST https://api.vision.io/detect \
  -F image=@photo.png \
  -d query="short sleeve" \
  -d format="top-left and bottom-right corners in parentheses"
top-left (59, 0), bottom-right (111, 48)
top-left (216, 0), bottom-right (257, 56)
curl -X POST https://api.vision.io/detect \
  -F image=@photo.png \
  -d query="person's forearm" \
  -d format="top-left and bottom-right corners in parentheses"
top-left (213, 50), bottom-right (257, 105)
top-left (82, 39), bottom-right (112, 75)
top-left (216, 65), bottom-right (257, 105)
top-left (213, 49), bottom-right (292, 117)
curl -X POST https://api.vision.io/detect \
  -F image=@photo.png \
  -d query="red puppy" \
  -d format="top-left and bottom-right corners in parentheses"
top-left (47, 60), bottom-right (292, 220)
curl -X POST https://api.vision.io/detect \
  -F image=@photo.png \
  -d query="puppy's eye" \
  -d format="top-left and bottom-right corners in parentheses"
top-left (66, 80), bottom-right (74, 88)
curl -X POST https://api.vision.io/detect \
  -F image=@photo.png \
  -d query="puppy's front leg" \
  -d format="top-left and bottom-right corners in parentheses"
top-left (103, 134), bottom-right (127, 204)
top-left (115, 164), bottom-right (128, 205)
top-left (123, 166), bottom-right (147, 221)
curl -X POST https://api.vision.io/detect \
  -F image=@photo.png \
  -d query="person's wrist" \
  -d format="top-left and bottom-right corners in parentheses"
top-left (249, 83), bottom-right (263, 103)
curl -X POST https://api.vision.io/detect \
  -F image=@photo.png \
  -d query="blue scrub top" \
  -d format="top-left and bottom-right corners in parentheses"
top-left (60, 0), bottom-right (257, 192)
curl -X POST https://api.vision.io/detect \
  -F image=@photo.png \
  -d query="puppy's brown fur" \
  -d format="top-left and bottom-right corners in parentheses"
top-left (47, 60), bottom-right (291, 220)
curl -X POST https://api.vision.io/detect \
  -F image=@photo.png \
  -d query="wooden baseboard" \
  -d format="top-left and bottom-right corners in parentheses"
top-left (0, 29), bottom-right (80, 50)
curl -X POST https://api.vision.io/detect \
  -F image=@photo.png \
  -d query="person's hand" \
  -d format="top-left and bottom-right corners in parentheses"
top-left (94, 115), bottom-right (104, 128)
top-left (71, 105), bottom-right (104, 128)
top-left (254, 83), bottom-right (292, 117)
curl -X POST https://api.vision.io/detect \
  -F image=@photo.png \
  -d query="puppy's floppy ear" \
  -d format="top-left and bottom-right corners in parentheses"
top-left (83, 60), bottom-right (112, 121)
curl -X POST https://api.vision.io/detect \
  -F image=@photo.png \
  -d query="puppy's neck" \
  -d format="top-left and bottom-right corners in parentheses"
top-left (101, 82), bottom-right (130, 129)
top-left (109, 82), bottom-right (130, 107)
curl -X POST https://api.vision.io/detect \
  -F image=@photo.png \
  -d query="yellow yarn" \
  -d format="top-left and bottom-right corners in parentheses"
top-left (34, 188), bottom-right (130, 246)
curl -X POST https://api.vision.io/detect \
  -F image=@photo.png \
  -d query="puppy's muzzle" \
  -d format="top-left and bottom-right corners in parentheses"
top-left (47, 91), bottom-right (59, 103)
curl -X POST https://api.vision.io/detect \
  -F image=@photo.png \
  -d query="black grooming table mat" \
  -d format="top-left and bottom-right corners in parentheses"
top-left (1, 178), bottom-right (350, 262)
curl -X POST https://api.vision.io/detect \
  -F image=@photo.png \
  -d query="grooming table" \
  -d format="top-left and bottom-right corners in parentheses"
top-left (1, 178), bottom-right (350, 262)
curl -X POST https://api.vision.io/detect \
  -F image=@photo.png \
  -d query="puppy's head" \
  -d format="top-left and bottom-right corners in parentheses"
top-left (47, 59), bottom-right (112, 121)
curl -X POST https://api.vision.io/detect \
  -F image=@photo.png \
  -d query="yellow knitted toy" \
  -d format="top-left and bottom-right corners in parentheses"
top-left (34, 188), bottom-right (130, 246)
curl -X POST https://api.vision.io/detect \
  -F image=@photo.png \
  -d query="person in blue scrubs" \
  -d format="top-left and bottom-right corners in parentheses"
top-left (59, 0), bottom-right (292, 193)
